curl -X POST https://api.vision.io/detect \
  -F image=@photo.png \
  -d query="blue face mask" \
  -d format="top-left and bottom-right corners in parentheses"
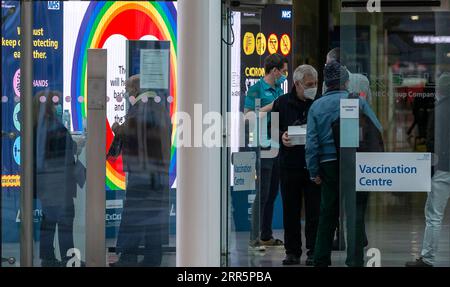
top-left (276, 74), bottom-right (287, 86)
top-left (55, 105), bottom-right (63, 118)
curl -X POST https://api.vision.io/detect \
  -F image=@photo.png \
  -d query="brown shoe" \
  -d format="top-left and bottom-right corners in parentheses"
top-left (260, 238), bottom-right (284, 247)
top-left (248, 240), bottom-right (266, 252)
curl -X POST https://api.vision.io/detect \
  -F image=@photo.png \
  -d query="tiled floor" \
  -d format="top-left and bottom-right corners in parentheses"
top-left (226, 225), bottom-right (450, 267)
top-left (2, 194), bottom-right (449, 267)
top-left (226, 193), bottom-right (450, 267)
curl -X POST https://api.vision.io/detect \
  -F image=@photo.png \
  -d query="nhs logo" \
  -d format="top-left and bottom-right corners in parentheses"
top-left (48, 1), bottom-right (60, 10)
top-left (281, 10), bottom-right (291, 19)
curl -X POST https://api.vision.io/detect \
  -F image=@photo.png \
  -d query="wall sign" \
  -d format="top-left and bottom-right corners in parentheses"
top-left (356, 152), bottom-right (431, 192)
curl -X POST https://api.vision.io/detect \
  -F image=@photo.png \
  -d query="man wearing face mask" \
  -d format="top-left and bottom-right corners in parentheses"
top-left (54, 102), bottom-right (63, 119)
top-left (271, 65), bottom-right (321, 265)
top-left (244, 53), bottom-right (288, 250)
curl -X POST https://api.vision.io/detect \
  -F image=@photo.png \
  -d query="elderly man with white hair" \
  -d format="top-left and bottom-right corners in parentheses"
top-left (272, 65), bottom-right (321, 266)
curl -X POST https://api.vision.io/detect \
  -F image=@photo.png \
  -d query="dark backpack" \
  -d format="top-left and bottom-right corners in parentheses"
top-left (332, 93), bottom-right (384, 154)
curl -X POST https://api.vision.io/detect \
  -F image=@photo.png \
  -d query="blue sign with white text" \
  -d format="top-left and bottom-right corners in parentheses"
top-left (2, 0), bottom-right (63, 243)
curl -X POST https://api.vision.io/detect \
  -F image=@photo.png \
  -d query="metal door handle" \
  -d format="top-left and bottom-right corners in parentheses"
top-left (1, 131), bottom-right (17, 139)
top-left (1, 257), bottom-right (16, 265)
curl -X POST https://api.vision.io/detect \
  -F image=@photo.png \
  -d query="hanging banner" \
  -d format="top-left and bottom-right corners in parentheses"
top-left (1, 0), bottom-right (64, 242)
top-left (63, 1), bottom-right (177, 192)
top-left (1, 0), bottom-right (63, 189)
top-left (1, 1), bottom-right (178, 242)
top-left (63, 2), bottom-right (177, 238)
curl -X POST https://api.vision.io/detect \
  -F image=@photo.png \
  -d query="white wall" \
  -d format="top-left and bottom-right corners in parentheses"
top-left (176, 0), bottom-right (222, 267)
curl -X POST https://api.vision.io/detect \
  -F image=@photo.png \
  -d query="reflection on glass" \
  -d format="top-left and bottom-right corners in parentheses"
top-left (34, 90), bottom-right (79, 267)
top-left (108, 75), bottom-right (171, 267)
top-left (406, 73), bottom-right (450, 267)
top-left (306, 61), bottom-right (383, 267)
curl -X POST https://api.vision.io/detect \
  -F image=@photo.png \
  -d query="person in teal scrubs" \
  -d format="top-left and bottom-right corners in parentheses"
top-left (244, 53), bottom-right (288, 250)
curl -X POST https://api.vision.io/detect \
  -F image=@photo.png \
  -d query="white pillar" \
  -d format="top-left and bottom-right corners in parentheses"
top-left (86, 49), bottom-right (107, 267)
top-left (176, 0), bottom-right (222, 266)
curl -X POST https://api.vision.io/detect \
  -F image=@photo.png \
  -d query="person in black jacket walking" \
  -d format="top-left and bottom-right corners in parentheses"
top-left (109, 75), bottom-right (171, 267)
top-left (272, 65), bottom-right (321, 265)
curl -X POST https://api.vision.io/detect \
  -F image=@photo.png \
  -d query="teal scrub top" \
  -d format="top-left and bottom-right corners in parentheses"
top-left (244, 78), bottom-right (284, 111)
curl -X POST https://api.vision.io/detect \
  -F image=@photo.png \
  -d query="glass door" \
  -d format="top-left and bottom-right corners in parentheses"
top-left (222, 3), bottom-right (293, 267)
top-left (1, 0), bottom-right (178, 267)
top-left (223, 6), bottom-right (264, 267)
top-left (337, 3), bottom-right (450, 267)
top-left (1, 0), bottom-right (21, 267)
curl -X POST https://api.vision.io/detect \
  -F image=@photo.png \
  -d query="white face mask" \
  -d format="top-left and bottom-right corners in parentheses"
top-left (304, 87), bottom-right (317, 100)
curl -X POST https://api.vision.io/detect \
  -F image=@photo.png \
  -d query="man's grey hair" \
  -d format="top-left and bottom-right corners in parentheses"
top-left (125, 74), bottom-right (142, 97)
top-left (327, 48), bottom-right (340, 63)
top-left (293, 65), bottom-right (318, 84)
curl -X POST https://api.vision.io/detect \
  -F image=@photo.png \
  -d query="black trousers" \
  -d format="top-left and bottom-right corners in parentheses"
top-left (280, 168), bottom-right (321, 257)
top-left (313, 161), bottom-right (368, 267)
top-left (116, 172), bottom-right (166, 266)
top-left (261, 158), bottom-right (280, 241)
top-left (251, 157), bottom-right (280, 242)
top-left (40, 203), bottom-right (75, 261)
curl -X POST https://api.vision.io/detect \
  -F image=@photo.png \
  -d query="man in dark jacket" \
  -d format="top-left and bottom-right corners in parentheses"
top-left (110, 75), bottom-right (171, 267)
top-left (272, 65), bottom-right (321, 265)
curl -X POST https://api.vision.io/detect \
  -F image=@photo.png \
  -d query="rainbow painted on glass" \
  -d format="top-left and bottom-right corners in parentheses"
top-left (70, 1), bottom-right (177, 190)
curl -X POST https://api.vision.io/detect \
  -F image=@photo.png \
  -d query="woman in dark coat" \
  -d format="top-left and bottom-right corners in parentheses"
top-left (34, 91), bottom-right (77, 267)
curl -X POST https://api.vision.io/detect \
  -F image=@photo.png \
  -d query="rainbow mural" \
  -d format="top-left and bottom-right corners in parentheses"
top-left (69, 1), bottom-right (177, 190)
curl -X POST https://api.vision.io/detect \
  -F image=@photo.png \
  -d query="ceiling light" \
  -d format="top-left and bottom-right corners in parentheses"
top-left (411, 15), bottom-right (419, 21)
